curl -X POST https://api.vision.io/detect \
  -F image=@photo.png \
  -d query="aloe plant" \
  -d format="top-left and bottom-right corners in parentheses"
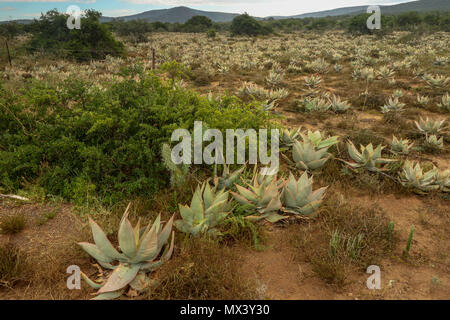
top-left (304, 75), bottom-right (322, 88)
top-left (425, 134), bottom-right (444, 150)
top-left (398, 161), bottom-right (439, 194)
top-left (162, 143), bottom-right (190, 188)
top-left (415, 117), bottom-right (447, 135)
top-left (213, 164), bottom-right (245, 190)
top-left (79, 204), bottom-right (175, 300)
top-left (329, 94), bottom-right (351, 113)
top-left (230, 172), bottom-right (286, 223)
top-left (300, 130), bottom-right (339, 150)
top-left (437, 93), bottom-right (450, 112)
top-left (381, 97), bottom-right (405, 114)
top-left (175, 182), bottom-right (232, 236)
top-left (287, 140), bottom-right (331, 170)
top-left (280, 127), bottom-right (302, 148)
top-left (345, 140), bottom-right (397, 172)
top-left (302, 97), bottom-right (331, 112)
top-left (416, 95), bottom-right (429, 107)
top-left (391, 136), bottom-right (414, 155)
top-left (281, 172), bottom-right (327, 216)
top-left (434, 170), bottom-right (450, 192)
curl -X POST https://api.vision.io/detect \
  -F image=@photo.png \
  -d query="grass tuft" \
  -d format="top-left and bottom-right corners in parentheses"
top-left (0, 214), bottom-right (26, 235)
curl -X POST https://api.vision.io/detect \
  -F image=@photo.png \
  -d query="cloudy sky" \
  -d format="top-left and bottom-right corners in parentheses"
top-left (0, 0), bottom-right (415, 21)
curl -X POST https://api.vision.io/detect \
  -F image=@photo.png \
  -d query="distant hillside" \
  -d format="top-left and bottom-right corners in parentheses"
top-left (100, 6), bottom-right (240, 23)
top-left (2, 0), bottom-right (450, 24)
top-left (274, 0), bottom-right (450, 19)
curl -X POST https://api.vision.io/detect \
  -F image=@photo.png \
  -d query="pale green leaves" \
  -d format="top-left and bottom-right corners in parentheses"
top-left (345, 140), bottom-right (396, 172)
top-left (281, 172), bottom-right (327, 216)
top-left (78, 203), bottom-right (175, 299)
top-left (175, 181), bottom-right (231, 236)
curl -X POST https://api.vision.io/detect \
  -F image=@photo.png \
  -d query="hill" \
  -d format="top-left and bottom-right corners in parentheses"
top-left (100, 6), bottom-right (240, 23)
top-left (273, 0), bottom-right (450, 19)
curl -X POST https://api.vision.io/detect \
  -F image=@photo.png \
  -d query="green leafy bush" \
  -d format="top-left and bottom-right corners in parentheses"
top-left (26, 9), bottom-right (124, 61)
top-left (231, 13), bottom-right (272, 36)
top-left (0, 68), bottom-right (274, 204)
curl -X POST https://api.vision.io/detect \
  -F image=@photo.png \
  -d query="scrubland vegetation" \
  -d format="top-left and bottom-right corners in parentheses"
top-left (0, 10), bottom-right (449, 300)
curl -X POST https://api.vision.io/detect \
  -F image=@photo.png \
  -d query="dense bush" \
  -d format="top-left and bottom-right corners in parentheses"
top-left (0, 67), bottom-right (274, 204)
top-left (231, 14), bottom-right (272, 36)
top-left (0, 22), bottom-right (25, 40)
top-left (183, 15), bottom-right (213, 33)
top-left (26, 9), bottom-right (124, 61)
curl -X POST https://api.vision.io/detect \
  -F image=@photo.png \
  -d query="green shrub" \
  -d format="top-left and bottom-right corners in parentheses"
top-left (231, 13), bottom-right (272, 36)
top-left (0, 68), bottom-right (275, 205)
top-left (26, 9), bottom-right (124, 61)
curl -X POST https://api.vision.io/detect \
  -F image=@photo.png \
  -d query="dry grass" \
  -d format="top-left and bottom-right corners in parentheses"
top-left (0, 214), bottom-right (26, 235)
top-left (290, 192), bottom-right (397, 287)
top-left (146, 237), bottom-right (257, 300)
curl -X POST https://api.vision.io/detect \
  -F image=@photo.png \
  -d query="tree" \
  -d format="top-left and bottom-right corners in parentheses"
top-left (27, 9), bottom-right (124, 61)
top-left (347, 13), bottom-right (374, 35)
top-left (396, 12), bottom-right (422, 29)
top-left (0, 22), bottom-right (24, 40)
top-left (183, 15), bottom-right (213, 32)
top-left (230, 13), bottom-right (272, 36)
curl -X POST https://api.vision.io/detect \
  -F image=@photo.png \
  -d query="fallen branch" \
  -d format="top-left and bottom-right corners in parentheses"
top-left (0, 194), bottom-right (30, 201)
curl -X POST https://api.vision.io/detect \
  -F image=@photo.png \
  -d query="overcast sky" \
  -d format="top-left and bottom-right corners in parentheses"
top-left (0, 0), bottom-right (416, 21)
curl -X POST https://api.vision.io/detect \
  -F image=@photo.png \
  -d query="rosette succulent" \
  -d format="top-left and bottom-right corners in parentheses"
top-left (79, 204), bottom-right (175, 300)
top-left (399, 161), bottom-right (439, 194)
top-left (175, 182), bottom-right (232, 236)
top-left (415, 117), bottom-right (447, 135)
top-left (231, 173), bottom-right (286, 223)
top-left (345, 141), bottom-right (397, 172)
top-left (281, 172), bottom-right (327, 216)
top-left (287, 140), bottom-right (331, 170)
top-left (391, 136), bottom-right (414, 155)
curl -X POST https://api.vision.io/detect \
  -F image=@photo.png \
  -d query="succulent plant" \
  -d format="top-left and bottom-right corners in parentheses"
top-left (416, 95), bottom-right (429, 106)
top-left (280, 127), bottom-right (302, 148)
top-left (437, 93), bottom-right (450, 112)
top-left (415, 117), bottom-right (447, 135)
top-left (266, 70), bottom-right (283, 87)
top-left (391, 136), bottom-right (414, 155)
top-left (392, 90), bottom-right (404, 99)
top-left (377, 66), bottom-right (395, 80)
top-left (306, 58), bottom-right (329, 74)
top-left (230, 173), bottom-right (286, 223)
top-left (175, 182), bottom-right (232, 236)
top-left (281, 172), bottom-right (327, 216)
top-left (425, 134), bottom-right (444, 150)
top-left (434, 170), bottom-right (450, 192)
top-left (381, 97), bottom-right (405, 113)
top-left (269, 88), bottom-right (289, 100)
top-left (286, 140), bottom-right (331, 170)
top-left (345, 141), bottom-right (397, 172)
top-left (300, 130), bottom-right (339, 150)
top-left (162, 143), bottom-right (190, 188)
top-left (302, 97), bottom-right (331, 112)
top-left (423, 74), bottom-right (449, 89)
top-left (399, 161), bottom-right (439, 194)
top-left (334, 64), bottom-right (343, 73)
top-left (329, 94), bottom-right (351, 113)
top-left (79, 204), bottom-right (175, 300)
top-left (213, 164), bottom-right (245, 190)
top-left (360, 67), bottom-right (375, 82)
top-left (304, 75), bottom-right (322, 88)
